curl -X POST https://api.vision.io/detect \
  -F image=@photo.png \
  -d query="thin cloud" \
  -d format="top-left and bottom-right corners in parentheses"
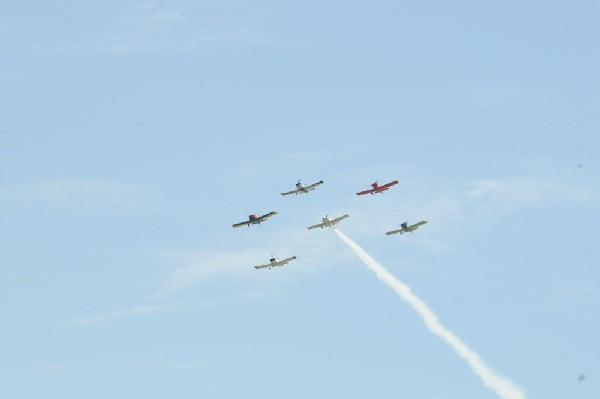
top-left (467, 176), bottom-right (595, 206)
top-left (131, 4), bottom-right (188, 30)
top-left (35, 363), bottom-right (83, 374)
top-left (2, 273), bottom-right (33, 285)
top-left (0, 72), bottom-right (26, 81)
top-left (154, 248), bottom-right (273, 299)
top-left (0, 178), bottom-right (152, 213)
top-left (544, 278), bottom-right (598, 304)
top-left (129, 361), bottom-right (213, 371)
top-left (93, 1), bottom-right (270, 53)
top-left (2, 1), bottom-right (270, 53)
top-left (431, 85), bottom-right (551, 107)
top-left (69, 303), bottom-right (180, 327)
top-left (98, 2), bottom-right (189, 51)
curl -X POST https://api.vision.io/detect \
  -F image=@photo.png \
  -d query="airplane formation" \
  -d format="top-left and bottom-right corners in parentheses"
top-left (232, 179), bottom-right (427, 270)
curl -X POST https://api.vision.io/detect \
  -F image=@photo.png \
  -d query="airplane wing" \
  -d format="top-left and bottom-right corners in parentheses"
top-left (258, 211), bottom-right (278, 221)
top-left (356, 188), bottom-right (375, 196)
top-left (307, 222), bottom-right (326, 230)
top-left (254, 256), bottom-right (297, 269)
top-left (330, 214), bottom-right (350, 225)
top-left (281, 188), bottom-right (301, 196)
top-left (281, 181), bottom-right (323, 196)
top-left (232, 220), bottom-right (252, 228)
top-left (385, 228), bottom-right (404, 235)
top-left (276, 256), bottom-right (297, 266)
top-left (409, 220), bottom-right (428, 229)
top-left (387, 220), bottom-right (427, 235)
top-left (380, 180), bottom-right (399, 189)
top-left (305, 180), bottom-right (324, 190)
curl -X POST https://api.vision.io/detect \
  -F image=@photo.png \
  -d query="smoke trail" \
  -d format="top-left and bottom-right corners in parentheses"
top-left (334, 229), bottom-right (525, 399)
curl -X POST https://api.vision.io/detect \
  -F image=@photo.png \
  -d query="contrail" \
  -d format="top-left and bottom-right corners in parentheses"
top-left (334, 229), bottom-right (525, 399)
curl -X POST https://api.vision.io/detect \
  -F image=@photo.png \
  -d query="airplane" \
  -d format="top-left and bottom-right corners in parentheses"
top-left (307, 214), bottom-right (350, 230)
top-left (356, 180), bottom-right (399, 195)
top-left (254, 255), bottom-right (297, 270)
top-left (281, 179), bottom-right (324, 196)
top-left (232, 211), bottom-right (278, 228)
top-left (385, 220), bottom-right (428, 235)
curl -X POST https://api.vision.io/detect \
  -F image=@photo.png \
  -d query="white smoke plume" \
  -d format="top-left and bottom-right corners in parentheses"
top-left (334, 229), bottom-right (525, 399)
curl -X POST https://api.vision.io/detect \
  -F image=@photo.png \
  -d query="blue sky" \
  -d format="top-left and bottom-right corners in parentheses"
top-left (1, 1), bottom-right (599, 398)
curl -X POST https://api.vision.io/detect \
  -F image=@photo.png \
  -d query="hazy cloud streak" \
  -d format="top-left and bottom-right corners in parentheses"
top-left (129, 361), bottom-right (213, 371)
top-left (70, 303), bottom-right (180, 326)
top-left (467, 176), bottom-right (595, 206)
top-left (154, 249), bottom-right (265, 298)
top-left (0, 178), bottom-right (149, 212)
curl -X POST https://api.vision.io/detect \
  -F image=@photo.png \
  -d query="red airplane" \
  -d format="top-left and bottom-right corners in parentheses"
top-left (232, 211), bottom-right (278, 228)
top-left (356, 180), bottom-right (399, 196)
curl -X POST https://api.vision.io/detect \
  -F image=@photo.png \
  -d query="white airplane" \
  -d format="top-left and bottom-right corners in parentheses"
top-left (385, 220), bottom-right (428, 235)
top-left (281, 179), bottom-right (324, 196)
top-left (307, 214), bottom-right (350, 230)
top-left (254, 255), bottom-right (297, 270)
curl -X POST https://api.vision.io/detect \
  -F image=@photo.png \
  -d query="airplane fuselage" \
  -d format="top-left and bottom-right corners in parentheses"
top-left (247, 214), bottom-right (263, 225)
top-left (369, 183), bottom-right (390, 194)
top-left (320, 217), bottom-right (335, 228)
top-left (295, 183), bottom-right (310, 193)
